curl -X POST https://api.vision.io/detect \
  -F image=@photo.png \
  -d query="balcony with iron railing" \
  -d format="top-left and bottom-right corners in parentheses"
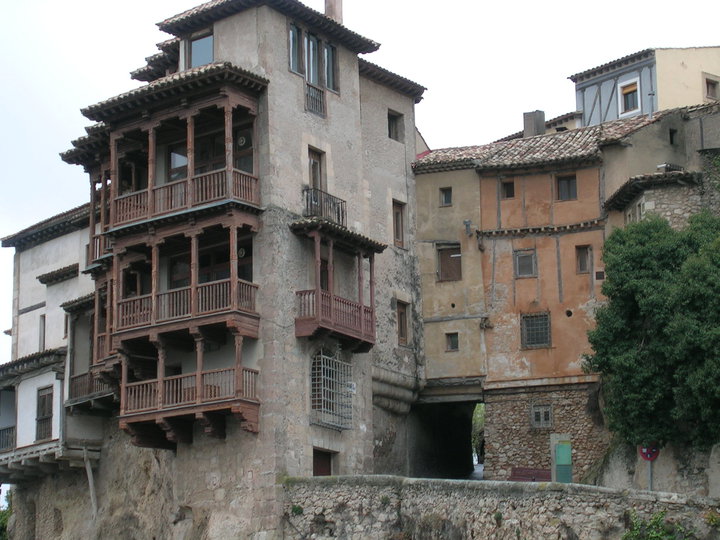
top-left (303, 188), bottom-right (346, 227)
top-left (116, 278), bottom-right (258, 332)
top-left (113, 169), bottom-right (260, 227)
top-left (305, 83), bottom-right (326, 116)
top-left (0, 426), bottom-right (15, 453)
top-left (295, 289), bottom-right (375, 348)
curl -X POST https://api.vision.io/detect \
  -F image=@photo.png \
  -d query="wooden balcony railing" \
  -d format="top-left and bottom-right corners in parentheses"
top-left (116, 280), bottom-right (258, 330)
top-left (0, 426), bottom-right (15, 452)
top-left (303, 188), bottom-right (346, 227)
top-left (95, 332), bottom-right (108, 364)
top-left (36, 417), bottom-right (52, 441)
top-left (123, 366), bottom-right (259, 414)
top-left (112, 169), bottom-right (260, 227)
top-left (306, 83), bottom-right (326, 116)
top-left (69, 372), bottom-right (112, 400)
top-left (296, 289), bottom-right (374, 342)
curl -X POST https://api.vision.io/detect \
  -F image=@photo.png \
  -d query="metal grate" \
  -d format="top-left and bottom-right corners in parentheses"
top-left (311, 349), bottom-right (352, 430)
top-left (530, 404), bottom-right (553, 428)
top-left (521, 312), bottom-right (551, 348)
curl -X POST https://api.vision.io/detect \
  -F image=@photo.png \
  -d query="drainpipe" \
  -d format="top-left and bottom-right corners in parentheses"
top-left (83, 447), bottom-right (98, 518)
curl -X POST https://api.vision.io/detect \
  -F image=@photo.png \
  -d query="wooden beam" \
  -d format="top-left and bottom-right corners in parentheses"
top-left (196, 412), bottom-right (226, 439)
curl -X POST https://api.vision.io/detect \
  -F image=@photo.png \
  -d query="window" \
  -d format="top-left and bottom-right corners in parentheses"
top-left (388, 111), bottom-right (403, 142)
top-left (289, 24), bottom-right (303, 73)
top-left (397, 301), bottom-right (409, 346)
top-left (521, 312), bottom-right (551, 348)
top-left (36, 386), bottom-right (53, 441)
top-left (38, 314), bottom-right (46, 351)
top-left (195, 132), bottom-right (225, 174)
top-left (393, 201), bottom-right (405, 248)
top-left (308, 149), bottom-right (324, 190)
top-left (311, 349), bottom-right (352, 430)
top-left (324, 44), bottom-right (338, 92)
top-left (530, 404), bottom-right (552, 428)
top-left (320, 259), bottom-right (329, 291)
top-left (707, 78), bottom-right (719, 100)
top-left (168, 143), bottom-right (188, 181)
top-left (556, 175), bottom-right (577, 201)
top-left (446, 332), bottom-right (459, 352)
top-left (514, 249), bottom-right (536, 278)
top-left (619, 79), bottom-right (639, 115)
top-left (439, 187), bottom-right (452, 207)
top-left (437, 245), bottom-right (462, 281)
top-left (501, 181), bottom-right (515, 199)
top-left (234, 127), bottom-right (254, 173)
top-left (576, 246), bottom-right (591, 274)
top-left (305, 33), bottom-right (320, 85)
top-left (313, 448), bottom-right (334, 476)
top-left (189, 33), bottom-right (213, 69)
top-left (669, 129), bottom-right (677, 145)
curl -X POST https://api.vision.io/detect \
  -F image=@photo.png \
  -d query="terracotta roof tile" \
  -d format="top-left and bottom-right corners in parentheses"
top-left (2, 203), bottom-right (91, 251)
top-left (358, 59), bottom-right (425, 103)
top-left (568, 49), bottom-right (655, 83)
top-left (604, 171), bottom-right (701, 211)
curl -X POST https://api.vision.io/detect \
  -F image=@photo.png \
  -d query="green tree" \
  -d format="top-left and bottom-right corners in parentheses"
top-left (585, 213), bottom-right (720, 448)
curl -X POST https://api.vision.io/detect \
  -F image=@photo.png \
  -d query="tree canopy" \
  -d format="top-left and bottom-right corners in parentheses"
top-left (585, 212), bottom-right (720, 448)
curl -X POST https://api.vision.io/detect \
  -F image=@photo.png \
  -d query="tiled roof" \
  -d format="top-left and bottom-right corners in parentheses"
top-left (290, 217), bottom-right (387, 254)
top-left (358, 59), bottom-right (425, 103)
top-left (61, 293), bottom-right (95, 313)
top-left (82, 62), bottom-right (268, 122)
top-left (2, 203), bottom-right (91, 251)
top-left (0, 348), bottom-right (66, 383)
top-left (568, 49), bottom-right (655, 83)
top-left (130, 39), bottom-right (180, 82)
top-left (60, 123), bottom-right (110, 166)
top-left (37, 264), bottom-right (79, 286)
top-left (494, 111), bottom-right (582, 142)
top-left (413, 111), bottom-right (672, 175)
top-left (158, 0), bottom-right (379, 54)
top-left (604, 171), bottom-right (701, 211)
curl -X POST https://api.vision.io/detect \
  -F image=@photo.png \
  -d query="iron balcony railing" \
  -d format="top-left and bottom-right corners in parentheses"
top-left (303, 188), bottom-right (346, 227)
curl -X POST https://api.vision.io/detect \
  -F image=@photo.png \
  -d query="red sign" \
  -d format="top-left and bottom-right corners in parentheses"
top-left (639, 444), bottom-right (660, 461)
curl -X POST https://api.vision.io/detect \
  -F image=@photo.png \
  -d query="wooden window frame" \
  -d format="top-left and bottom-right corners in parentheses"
top-left (289, 23), bottom-right (304, 74)
top-left (397, 301), bottom-right (409, 346)
top-left (308, 148), bottom-right (325, 190)
top-left (618, 78), bottom-right (640, 116)
top-left (576, 245), bottom-right (591, 274)
top-left (393, 201), bottom-right (405, 248)
top-left (439, 187), bottom-right (452, 207)
top-left (514, 249), bottom-right (537, 278)
top-left (36, 386), bottom-right (53, 441)
top-left (388, 111), bottom-right (403, 142)
top-left (445, 332), bottom-right (459, 352)
top-left (556, 175), bottom-right (577, 201)
top-left (188, 31), bottom-right (214, 69)
top-left (501, 181), bottom-right (515, 199)
top-left (437, 245), bottom-right (462, 281)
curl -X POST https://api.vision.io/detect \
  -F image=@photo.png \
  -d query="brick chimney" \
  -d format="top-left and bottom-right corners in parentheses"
top-left (523, 110), bottom-right (545, 138)
top-left (325, 0), bottom-right (343, 23)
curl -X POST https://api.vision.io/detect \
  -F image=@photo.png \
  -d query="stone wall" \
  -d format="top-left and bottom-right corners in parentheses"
top-left (283, 475), bottom-right (720, 540)
top-left (484, 383), bottom-right (611, 481)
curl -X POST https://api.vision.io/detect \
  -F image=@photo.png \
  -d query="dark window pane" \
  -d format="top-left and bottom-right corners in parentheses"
top-left (502, 181), bottom-right (515, 199)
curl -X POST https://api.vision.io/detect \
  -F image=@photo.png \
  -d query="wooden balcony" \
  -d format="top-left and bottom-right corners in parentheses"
top-left (116, 278), bottom-right (258, 331)
top-left (113, 169), bottom-right (260, 226)
top-left (295, 289), bottom-right (375, 350)
top-left (0, 426), bottom-right (15, 453)
top-left (303, 188), bottom-right (346, 227)
top-left (68, 373), bottom-right (113, 400)
top-left (88, 234), bottom-right (110, 263)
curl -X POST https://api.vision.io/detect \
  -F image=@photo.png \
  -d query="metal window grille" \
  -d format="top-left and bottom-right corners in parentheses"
top-left (521, 312), bottom-right (551, 348)
top-left (311, 350), bottom-right (352, 430)
top-left (530, 404), bottom-right (553, 428)
top-left (36, 386), bottom-right (53, 441)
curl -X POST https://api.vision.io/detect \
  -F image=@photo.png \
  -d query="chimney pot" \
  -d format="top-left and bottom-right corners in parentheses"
top-left (523, 110), bottom-right (545, 138)
top-left (325, 0), bottom-right (343, 23)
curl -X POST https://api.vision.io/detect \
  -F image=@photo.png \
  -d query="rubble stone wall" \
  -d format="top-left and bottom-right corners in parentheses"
top-left (283, 475), bottom-right (720, 540)
top-left (484, 383), bottom-right (611, 482)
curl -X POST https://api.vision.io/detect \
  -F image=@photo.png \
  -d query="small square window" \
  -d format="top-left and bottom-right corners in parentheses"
top-left (393, 201), bottom-right (405, 248)
top-left (439, 187), bottom-right (452, 207)
top-left (446, 332), bottom-right (459, 352)
top-left (397, 301), bottom-right (409, 346)
top-left (619, 79), bottom-right (640, 115)
top-left (576, 246), bottom-right (591, 274)
top-left (388, 111), bottom-right (404, 142)
top-left (501, 181), bottom-right (515, 199)
top-left (530, 404), bottom-right (552, 428)
top-left (707, 78), bottom-right (719, 100)
top-left (521, 312), bottom-right (551, 349)
top-left (514, 249), bottom-right (536, 278)
top-left (438, 246), bottom-right (462, 281)
top-left (557, 175), bottom-right (577, 201)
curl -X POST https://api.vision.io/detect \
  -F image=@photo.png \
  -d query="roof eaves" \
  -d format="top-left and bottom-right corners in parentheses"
top-left (358, 59), bottom-right (425, 103)
top-left (569, 48), bottom-right (655, 83)
top-left (2, 203), bottom-right (91, 250)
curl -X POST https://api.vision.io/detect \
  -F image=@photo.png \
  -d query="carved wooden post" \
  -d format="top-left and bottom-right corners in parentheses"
top-left (120, 353), bottom-right (128, 415)
top-left (358, 252), bottom-right (364, 337)
top-left (93, 288), bottom-right (101, 365)
top-left (233, 330), bottom-right (244, 397)
top-left (194, 331), bottom-right (204, 404)
top-left (369, 253), bottom-right (375, 337)
top-left (99, 173), bottom-right (108, 235)
top-left (147, 126), bottom-right (156, 217)
top-left (187, 114), bottom-right (195, 208)
top-left (224, 104), bottom-right (234, 198)
top-left (313, 232), bottom-right (321, 322)
top-left (190, 233), bottom-right (199, 317)
top-left (88, 178), bottom-right (97, 262)
top-left (151, 243), bottom-right (159, 326)
top-left (109, 135), bottom-right (119, 227)
top-left (155, 338), bottom-right (165, 409)
top-left (229, 225), bottom-right (238, 311)
top-left (328, 239), bottom-right (334, 325)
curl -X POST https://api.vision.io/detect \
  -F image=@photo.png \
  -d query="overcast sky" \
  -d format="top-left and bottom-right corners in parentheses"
top-left (0, 0), bottom-right (718, 363)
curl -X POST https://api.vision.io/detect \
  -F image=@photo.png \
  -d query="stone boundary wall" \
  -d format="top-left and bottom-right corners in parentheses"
top-left (283, 475), bottom-right (720, 539)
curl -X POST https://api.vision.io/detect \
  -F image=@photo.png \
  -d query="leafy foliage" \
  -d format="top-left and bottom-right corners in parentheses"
top-left (622, 510), bottom-right (695, 540)
top-left (585, 213), bottom-right (720, 448)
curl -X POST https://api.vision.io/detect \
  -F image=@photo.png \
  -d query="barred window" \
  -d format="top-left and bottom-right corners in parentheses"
top-left (311, 349), bottom-right (353, 430)
top-left (521, 312), bottom-right (551, 348)
top-left (530, 404), bottom-right (552, 428)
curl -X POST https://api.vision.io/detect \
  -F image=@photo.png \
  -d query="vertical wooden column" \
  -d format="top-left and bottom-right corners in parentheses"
top-left (120, 353), bottom-right (128, 415)
top-left (88, 178), bottom-right (97, 261)
top-left (93, 288), bottom-right (101, 365)
top-left (190, 233), bottom-right (199, 316)
top-left (369, 253), bottom-right (376, 335)
top-left (155, 339), bottom-right (165, 409)
top-left (229, 225), bottom-right (239, 311)
top-left (194, 332), bottom-right (204, 404)
top-left (187, 115), bottom-right (195, 207)
top-left (105, 283), bottom-right (113, 349)
top-left (109, 136), bottom-right (119, 227)
top-left (313, 232), bottom-right (322, 321)
top-left (147, 127), bottom-right (156, 217)
top-left (151, 243), bottom-right (159, 325)
top-left (112, 254), bottom-right (121, 334)
top-left (233, 331), bottom-right (244, 397)
top-left (328, 239), bottom-right (334, 324)
top-left (357, 252), bottom-right (364, 336)
top-left (224, 104), bottom-right (234, 198)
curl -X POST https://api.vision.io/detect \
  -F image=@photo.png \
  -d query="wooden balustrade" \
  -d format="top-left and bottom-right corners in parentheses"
top-left (295, 289), bottom-right (374, 342)
top-left (296, 290), bottom-right (317, 318)
top-left (69, 373), bottom-right (112, 400)
top-left (90, 234), bottom-right (107, 261)
top-left (95, 332), bottom-right (107, 362)
top-left (111, 170), bottom-right (260, 227)
top-left (123, 367), bottom-right (258, 414)
top-left (153, 180), bottom-right (187, 215)
top-left (117, 295), bottom-right (152, 328)
top-left (238, 279), bottom-right (258, 312)
top-left (0, 426), bottom-right (15, 452)
top-left (115, 190), bottom-right (149, 224)
top-left (157, 287), bottom-right (191, 321)
top-left (198, 279), bottom-right (231, 314)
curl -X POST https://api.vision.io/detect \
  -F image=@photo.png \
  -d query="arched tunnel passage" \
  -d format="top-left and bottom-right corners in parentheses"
top-left (408, 401), bottom-right (482, 479)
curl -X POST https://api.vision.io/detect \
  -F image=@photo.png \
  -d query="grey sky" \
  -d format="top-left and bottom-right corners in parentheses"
top-left (0, 0), bottom-right (718, 362)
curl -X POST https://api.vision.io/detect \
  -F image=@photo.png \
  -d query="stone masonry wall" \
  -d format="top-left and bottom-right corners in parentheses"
top-left (484, 383), bottom-right (610, 482)
top-left (283, 475), bottom-right (720, 540)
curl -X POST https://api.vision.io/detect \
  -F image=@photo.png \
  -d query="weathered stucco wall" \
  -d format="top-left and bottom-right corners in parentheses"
top-left (283, 475), bottom-right (720, 540)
